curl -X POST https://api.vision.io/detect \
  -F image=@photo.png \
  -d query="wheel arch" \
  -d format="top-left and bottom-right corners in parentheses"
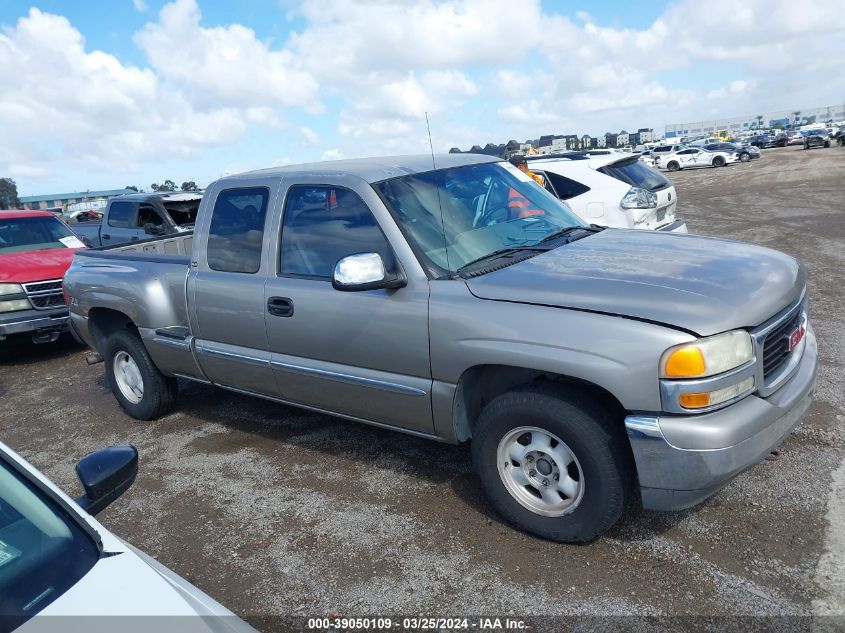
top-left (87, 307), bottom-right (138, 354)
top-left (451, 364), bottom-right (626, 443)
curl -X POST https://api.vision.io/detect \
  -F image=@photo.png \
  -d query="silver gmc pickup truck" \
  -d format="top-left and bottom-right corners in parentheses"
top-left (64, 153), bottom-right (817, 542)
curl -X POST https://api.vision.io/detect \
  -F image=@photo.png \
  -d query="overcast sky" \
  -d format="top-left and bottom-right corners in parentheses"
top-left (1, 0), bottom-right (843, 195)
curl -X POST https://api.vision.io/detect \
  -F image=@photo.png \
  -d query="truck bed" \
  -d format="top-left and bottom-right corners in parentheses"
top-left (92, 231), bottom-right (194, 259)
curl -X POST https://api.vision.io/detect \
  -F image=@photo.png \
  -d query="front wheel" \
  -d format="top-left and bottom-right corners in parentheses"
top-left (667, 161), bottom-right (680, 172)
top-left (471, 389), bottom-right (635, 543)
top-left (104, 329), bottom-right (177, 420)
top-left (739, 152), bottom-right (751, 162)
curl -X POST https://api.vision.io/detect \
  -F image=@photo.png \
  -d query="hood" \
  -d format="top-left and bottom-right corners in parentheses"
top-left (0, 247), bottom-right (80, 283)
top-left (465, 229), bottom-right (803, 336)
top-left (31, 546), bottom-right (255, 631)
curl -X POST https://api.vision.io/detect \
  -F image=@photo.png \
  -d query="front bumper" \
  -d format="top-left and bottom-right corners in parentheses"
top-left (0, 307), bottom-right (69, 339)
top-left (625, 324), bottom-right (817, 511)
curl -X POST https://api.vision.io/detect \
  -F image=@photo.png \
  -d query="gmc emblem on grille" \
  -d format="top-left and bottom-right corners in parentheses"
top-left (789, 324), bottom-right (806, 352)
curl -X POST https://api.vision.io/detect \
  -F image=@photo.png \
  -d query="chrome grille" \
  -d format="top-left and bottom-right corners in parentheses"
top-left (762, 307), bottom-right (803, 380)
top-left (22, 279), bottom-right (66, 311)
top-left (750, 292), bottom-right (808, 397)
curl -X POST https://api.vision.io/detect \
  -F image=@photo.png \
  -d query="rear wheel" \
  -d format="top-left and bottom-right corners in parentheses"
top-left (667, 161), bottom-right (680, 172)
top-left (739, 152), bottom-right (751, 162)
top-left (103, 329), bottom-right (177, 420)
top-left (471, 388), bottom-right (635, 543)
top-left (713, 155), bottom-right (726, 167)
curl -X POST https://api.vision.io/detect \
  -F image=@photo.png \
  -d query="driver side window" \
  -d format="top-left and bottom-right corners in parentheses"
top-left (279, 186), bottom-right (392, 280)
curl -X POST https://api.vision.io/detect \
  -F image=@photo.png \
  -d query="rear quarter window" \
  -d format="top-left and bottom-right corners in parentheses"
top-left (206, 187), bottom-right (269, 274)
top-left (597, 157), bottom-right (671, 192)
top-left (107, 202), bottom-right (134, 228)
top-left (542, 171), bottom-right (591, 200)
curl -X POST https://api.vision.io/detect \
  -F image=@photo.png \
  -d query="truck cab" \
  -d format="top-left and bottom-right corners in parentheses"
top-left (72, 192), bottom-right (201, 248)
top-left (0, 211), bottom-right (86, 344)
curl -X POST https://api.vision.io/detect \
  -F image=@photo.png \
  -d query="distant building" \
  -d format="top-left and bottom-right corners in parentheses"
top-left (628, 132), bottom-right (640, 146)
top-left (638, 128), bottom-right (655, 142)
top-left (617, 132), bottom-right (630, 147)
top-left (664, 104), bottom-right (845, 139)
top-left (605, 133), bottom-right (618, 148)
top-left (19, 188), bottom-right (136, 212)
top-left (595, 136), bottom-right (606, 148)
top-left (580, 134), bottom-right (592, 149)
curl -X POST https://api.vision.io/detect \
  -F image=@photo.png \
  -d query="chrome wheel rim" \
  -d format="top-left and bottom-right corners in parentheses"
top-left (497, 426), bottom-right (585, 517)
top-left (113, 350), bottom-right (144, 404)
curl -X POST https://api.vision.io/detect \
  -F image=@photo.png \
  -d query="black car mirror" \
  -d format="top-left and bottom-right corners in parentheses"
top-left (74, 445), bottom-right (138, 516)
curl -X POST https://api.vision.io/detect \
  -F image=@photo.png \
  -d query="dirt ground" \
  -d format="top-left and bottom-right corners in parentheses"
top-left (1, 145), bottom-right (844, 628)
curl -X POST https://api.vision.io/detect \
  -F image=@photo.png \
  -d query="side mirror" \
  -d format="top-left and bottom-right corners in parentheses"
top-left (74, 445), bottom-right (138, 516)
top-left (332, 252), bottom-right (406, 292)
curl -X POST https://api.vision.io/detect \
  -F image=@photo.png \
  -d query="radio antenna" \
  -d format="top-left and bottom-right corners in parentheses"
top-left (425, 111), bottom-right (437, 170)
top-left (425, 112), bottom-right (451, 272)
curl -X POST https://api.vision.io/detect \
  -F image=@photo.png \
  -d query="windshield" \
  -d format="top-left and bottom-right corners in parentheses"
top-left (0, 216), bottom-right (80, 254)
top-left (0, 453), bottom-right (99, 621)
top-left (373, 162), bottom-right (586, 277)
top-left (597, 156), bottom-right (671, 192)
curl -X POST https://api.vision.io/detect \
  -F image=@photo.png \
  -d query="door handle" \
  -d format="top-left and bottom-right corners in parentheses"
top-left (267, 296), bottom-right (294, 317)
top-left (102, 233), bottom-right (110, 240)
top-left (131, 236), bottom-right (139, 241)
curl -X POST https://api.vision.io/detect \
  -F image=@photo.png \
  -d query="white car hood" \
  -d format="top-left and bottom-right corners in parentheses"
top-left (20, 545), bottom-right (255, 632)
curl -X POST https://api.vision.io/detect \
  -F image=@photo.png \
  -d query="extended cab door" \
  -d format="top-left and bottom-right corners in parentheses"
top-left (187, 178), bottom-right (282, 395)
top-left (262, 176), bottom-right (433, 434)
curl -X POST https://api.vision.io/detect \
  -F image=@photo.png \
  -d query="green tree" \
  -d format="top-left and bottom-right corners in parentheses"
top-left (0, 178), bottom-right (20, 209)
top-left (180, 180), bottom-right (198, 192)
top-left (125, 185), bottom-right (139, 192)
top-left (151, 179), bottom-right (177, 192)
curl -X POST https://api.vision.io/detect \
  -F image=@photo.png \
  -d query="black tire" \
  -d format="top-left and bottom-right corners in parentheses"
top-left (471, 388), bottom-right (635, 543)
top-left (667, 161), bottom-right (680, 172)
top-left (824, 141), bottom-right (830, 148)
top-left (103, 329), bottom-right (177, 420)
top-left (739, 152), bottom-right (750, 162)
top-left (713, 155), bottom-right (726, 167)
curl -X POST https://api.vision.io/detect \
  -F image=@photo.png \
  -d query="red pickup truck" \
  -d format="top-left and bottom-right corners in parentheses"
top-left (0, 210), bottom-right (86, 344)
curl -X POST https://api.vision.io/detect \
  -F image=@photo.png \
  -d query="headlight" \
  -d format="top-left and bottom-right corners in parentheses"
top-left (0, 283), bottom-right (24, 296)
top-left (621, 187), bottom-right (657, 209)
top-left (660, 330), bottom-right (753, 378)
top-left (0, 299), bottom-right (31, 313)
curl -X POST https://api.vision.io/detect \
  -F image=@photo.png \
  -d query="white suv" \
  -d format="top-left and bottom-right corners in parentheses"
top-left (527, 154), bottom-right (687, 232)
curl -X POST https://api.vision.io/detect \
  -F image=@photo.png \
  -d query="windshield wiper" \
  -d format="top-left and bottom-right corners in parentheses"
top-left (538, 224), bottom-right (604, 244)
top-left (456, 245), bottom-right (548, 274)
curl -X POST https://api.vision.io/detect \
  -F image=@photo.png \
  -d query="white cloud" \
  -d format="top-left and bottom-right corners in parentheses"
top-left (320, 148), bottom-right (344, 161)
top-left (299, 126), bottom-right (320, 146)
top-left (134, 0), bottom-right (320, 111)
top-left (2, 0), bottom-right (845, 191)
top-left (0, 8), bottom-right (253, 185)
top-left (132, 0), bottom-right (148, 12)
top-left (290, 0), bottom-right (542, 77)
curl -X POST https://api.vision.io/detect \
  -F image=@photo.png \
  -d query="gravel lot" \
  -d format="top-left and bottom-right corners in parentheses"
top-left (1, 146), bottom-right (844, 628)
